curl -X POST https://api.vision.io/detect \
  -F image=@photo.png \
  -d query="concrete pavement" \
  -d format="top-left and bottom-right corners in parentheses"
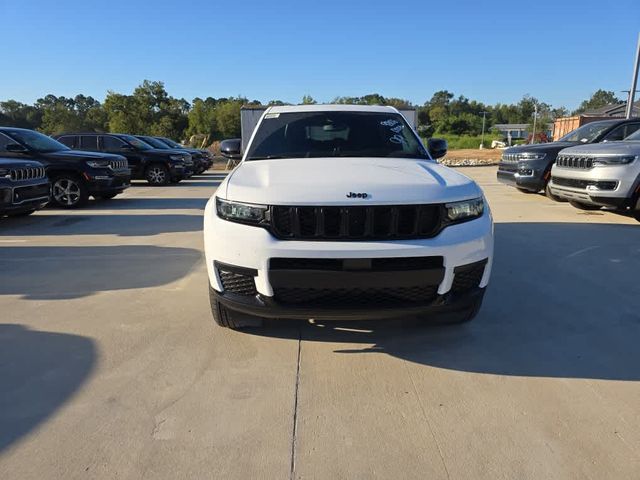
top-left (1, 168), bottom-right (639, 479)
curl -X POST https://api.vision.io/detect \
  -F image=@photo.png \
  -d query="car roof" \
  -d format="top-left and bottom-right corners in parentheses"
top-left (265, 104), bottom-right (401, 114)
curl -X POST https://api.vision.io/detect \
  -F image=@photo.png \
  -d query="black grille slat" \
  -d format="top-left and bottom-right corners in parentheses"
top-left (271, 204), bottom-right (443, 241)
top-left (270, 256), bottom-right (443, 271)
top-left (557, 155), bottom-right (594, 169)
top-left (9, 167), bottom-right (46, 182)
top-left (274, 285), bottom-right (438, 307)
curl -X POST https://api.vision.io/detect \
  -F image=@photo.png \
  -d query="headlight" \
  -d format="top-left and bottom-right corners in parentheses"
top-left (592, 155), bottom-right (636, 166)
top-left (86, 160), bottom-right (111, 168)
top-left (169, 154), bottom-right (185, 162)
top-left (0, 168), bottom-right (10, 177)
top-left (445, 197), bottom-right (484, 223)
top-left (216, 198), bottom-right (268, 225)
top-left (519, 152), bottom-right (546, 160)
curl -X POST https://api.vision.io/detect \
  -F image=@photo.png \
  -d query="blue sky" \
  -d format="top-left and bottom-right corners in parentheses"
top-left (2, 0), bottom-right (639, 109)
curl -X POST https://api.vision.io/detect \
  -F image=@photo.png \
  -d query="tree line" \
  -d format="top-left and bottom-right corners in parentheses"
top-left (0, 80), bottom-right (622, 145)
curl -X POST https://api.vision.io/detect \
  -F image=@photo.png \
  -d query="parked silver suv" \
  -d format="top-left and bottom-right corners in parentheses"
top-left (548, 128), bottom-right (640, 218)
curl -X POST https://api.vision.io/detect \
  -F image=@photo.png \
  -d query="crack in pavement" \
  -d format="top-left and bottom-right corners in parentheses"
top-left (289, 328), bottom-right (302, 480)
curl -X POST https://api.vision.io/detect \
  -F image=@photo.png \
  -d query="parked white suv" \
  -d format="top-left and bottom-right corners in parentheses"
top-left (548, 129), bottom-right (640, 215)
top-left (203, 105), bottom-right (494, 328)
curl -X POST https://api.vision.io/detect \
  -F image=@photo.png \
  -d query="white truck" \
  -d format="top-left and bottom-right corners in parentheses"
top-left (204, 105), bottom-right (493, 328)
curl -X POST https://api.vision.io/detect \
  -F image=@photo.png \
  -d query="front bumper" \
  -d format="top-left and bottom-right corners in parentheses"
top-left (549, 164), bottom-right (639, 208)
top-left (496, 159), bottom-right (548, 192)
top-left (203, 198), bottom-right (494, 304)
top-left (169, 164), bottom-right (187, 180)
top-left (85, 169), bottom-right (131, 194)
top-left (214, 284), bottom-right (486, 320)
top-left (0, 180), bottom-right (51, 213)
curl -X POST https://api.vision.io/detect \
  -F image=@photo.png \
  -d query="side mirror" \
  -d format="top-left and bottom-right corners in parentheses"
top-left (220, 138), bottom-right (242, 159)
top-left (427, 138), bottom-right (447, 159)
top-left (6, 143), bottom-right (28, 153)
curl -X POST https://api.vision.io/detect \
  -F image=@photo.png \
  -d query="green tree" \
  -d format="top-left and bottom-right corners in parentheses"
top-left (574, 89), bottom-right (621, 114)
top-left (214, 100), bottom-right (243, 138)
top-left (301, 95), bottom-right (317, 105)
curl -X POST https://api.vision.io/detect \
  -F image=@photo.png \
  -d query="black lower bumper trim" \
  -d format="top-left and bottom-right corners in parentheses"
top-left (213, 287), bottom-right (485, 321)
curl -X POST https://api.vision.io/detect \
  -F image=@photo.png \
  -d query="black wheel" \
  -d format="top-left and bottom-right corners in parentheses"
top-left (96, 193), bottom-right (118, 200)
top-left (545, 183), bottom-right (567, 202)
top-left (569, 200), bottom-right (601, 211)
top-left (517, 187), bottom-right (539, 194)
top-left (145, 164), bottom-right (170, 186)
top-left (51, 175), bottom-right (89, 208)
top-left (209, 284), bottom-right (263, 329)
top-left (7, 209), bottom-right (36, 217)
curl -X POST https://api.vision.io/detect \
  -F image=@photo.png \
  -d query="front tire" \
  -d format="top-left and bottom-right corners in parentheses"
top-left (569, 200), bottom-right (601, 211)
top-left (145, 164), bottom-right (170, 186)
top-left (209, 284), bottom-right (263, 329)
top-left (51, 175), bottom-right (89, 208)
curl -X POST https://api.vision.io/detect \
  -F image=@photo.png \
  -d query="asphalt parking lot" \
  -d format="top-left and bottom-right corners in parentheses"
top-left (1, 167), bottom-right (639, 479)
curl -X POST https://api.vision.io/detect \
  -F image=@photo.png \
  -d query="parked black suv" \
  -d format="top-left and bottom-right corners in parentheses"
top-left (54, 133), bottom-right (192, 185)
top-left (0, 157), bottom-right (50, 217)
top-left (0, 127), bottom-right (130, 208)
top-left (497, 119), bottom-right (640, 198)
top-left (153, 136), bottom-right (213, 174)
top-left (133, 135), bottom-right (198, 177)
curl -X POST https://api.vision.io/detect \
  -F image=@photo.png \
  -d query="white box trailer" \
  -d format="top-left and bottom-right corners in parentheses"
top-left (240, 105), bottom-right (418, 153)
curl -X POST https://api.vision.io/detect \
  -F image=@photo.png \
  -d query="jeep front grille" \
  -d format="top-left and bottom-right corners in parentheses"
top-left (556, 155), bottom-right (594, 169)
top-left (9, 167), bottom-right (46, 181)
top-left (109, 159), bottom-right (128, 170)
top-left (501, 153), bottom-right (521, 162)
top-left (271, 204), bottom-right (442, 241)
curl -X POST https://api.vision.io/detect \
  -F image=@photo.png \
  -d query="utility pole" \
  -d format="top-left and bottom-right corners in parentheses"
top-left (626, 33), bottom-right (640, 119)
top-left (530, 104), bottom-right (538, 145)
top-left (480, 111), bottom-right (488, 149)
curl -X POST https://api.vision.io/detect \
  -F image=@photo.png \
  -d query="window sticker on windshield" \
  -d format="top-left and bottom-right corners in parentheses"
top-left (264, 113), bottom-right (280, 119)
top-left (389, 134), bottom-right (406, 145)
top-left (380, 119), bottom-right (400, 127)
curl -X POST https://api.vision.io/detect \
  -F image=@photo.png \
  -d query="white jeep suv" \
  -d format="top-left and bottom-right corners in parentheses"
top-left (203, 105), bottom-right (493, 328)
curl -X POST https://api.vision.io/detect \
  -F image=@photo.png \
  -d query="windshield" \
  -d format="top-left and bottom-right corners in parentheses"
top-left (120, 135), bottom-right (153, 150)
top-left (158, 137), bottom-right (182, 149)
top-left (5, 129), bottom-right (70, 153)
top-left (245, 111), bottom-right (429, 160)
top-left (557, 122), bottom-right (614, 143)
top-left (138, 136), bottom-right (171, 149)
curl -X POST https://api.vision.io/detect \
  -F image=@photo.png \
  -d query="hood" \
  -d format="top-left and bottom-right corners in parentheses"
top-left (223, 157), bottom-right (482, 205)
top-left (44, 149), bottom-right (126, 161)
top-left (558, 141), bottom-right (640, 156)
top-left (0, 157), bottom-right (45, 168)
top-left (504, 141), bottom-right (579, 156)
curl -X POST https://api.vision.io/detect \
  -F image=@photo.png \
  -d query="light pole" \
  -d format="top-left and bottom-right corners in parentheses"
top-left (530, 104), bottom-right (538, 145)
top-left (625, 33), bottom-right (640, 119)
top-left (480, 111), bottom-right (488, 149)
